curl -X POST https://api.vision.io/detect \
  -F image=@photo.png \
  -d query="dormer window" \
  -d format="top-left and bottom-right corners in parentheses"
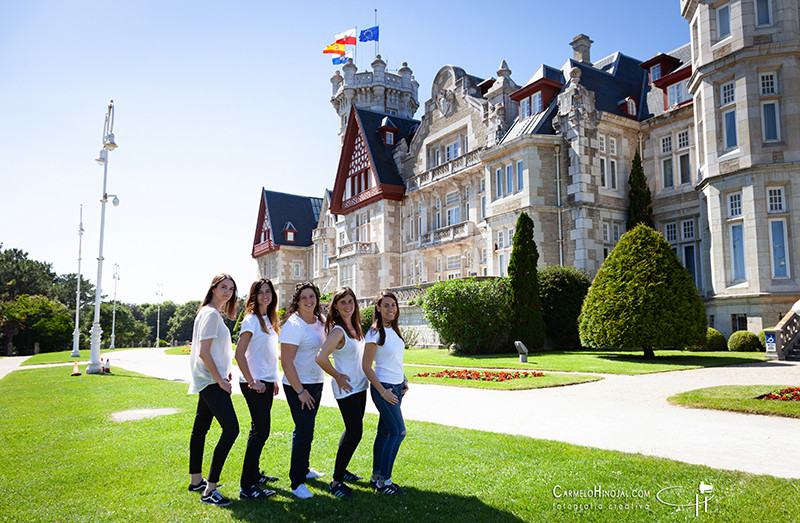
top-left (283, 221), bottom-right (297, 243)
top-left (619, 97), bottom-right (637, 118)
top-left (667, 79), bottom-right (691, 107)
top-left (385, 131), bottom-right (394, 145)
top-left (650, 64), bottom-right (661, 82)
top-left (519, 92), bottom-right (542, 120)
top-left (531, 92), bottom-right (542, 114)
top-left (627, 99), bottom-right (636, 117)
top-left (286, 231), bottom-right (295, 242)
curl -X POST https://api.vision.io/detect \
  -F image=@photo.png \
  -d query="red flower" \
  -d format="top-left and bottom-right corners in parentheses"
top-left (413, 369), bottom-right (544, 382)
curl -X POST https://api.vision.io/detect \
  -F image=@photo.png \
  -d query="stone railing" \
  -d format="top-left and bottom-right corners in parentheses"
top-left (337, 241), bottom-right (377, 258)
top-left (764, 305), bottom-right (800, 360)
top-left (418, 221), bottom-right (472, 247)
top-left (312, 227), bottom-right (332, 240)
top-left (405, 149), bottom-right (483, 192)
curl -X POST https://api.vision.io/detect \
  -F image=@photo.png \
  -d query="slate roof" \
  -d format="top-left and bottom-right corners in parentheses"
top-left (567, 53), bottom-right (647, 120)
top-left (262, 189), bottom-right (322, 247)
top-left (641, 43), bottom-right (692, 119)
top-left (500, 98), bottom-right (559, 143)
top-left (353, 107), bottom-right (419, 186)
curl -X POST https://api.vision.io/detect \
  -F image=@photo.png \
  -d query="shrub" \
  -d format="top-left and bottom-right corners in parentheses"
top-left (418, 278), bottom-right (511, 354)
top-left (400, 326), bottom-right (420, 348)
top-left (539, 265), bottom-right (590, 350)
top-left (361, 305), bottom-right (374, 335)
top-left (728, 330), bottom-right (761, 352)
top-left (579, 224), bottom-right (707, 357)
top-left (507, 212), bottom-right (546, 351)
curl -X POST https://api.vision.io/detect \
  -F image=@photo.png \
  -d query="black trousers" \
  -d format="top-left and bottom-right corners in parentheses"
top-left (333, 390), bottom-right (367, 482)
top-left (189, 383), bottom-right (239, 484)
top-left (283, 383), bottom-right (323, 489)
top-left (239, 380), bottom-right (275, 489)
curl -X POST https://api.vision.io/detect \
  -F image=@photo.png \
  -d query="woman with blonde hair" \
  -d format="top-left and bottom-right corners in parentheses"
top-left (187, 274), bottom-right (239, 507)
top-left (315, 287), bottom-right (368, 498)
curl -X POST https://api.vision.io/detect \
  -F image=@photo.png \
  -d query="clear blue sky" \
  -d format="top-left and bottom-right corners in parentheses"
top-left (1, 0), bottom-right (689, 305)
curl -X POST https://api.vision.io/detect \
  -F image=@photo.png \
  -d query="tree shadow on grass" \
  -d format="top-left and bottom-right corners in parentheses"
top-left (225, 479), bottom-right (525, 523)
top-left (594, 352), bottom-right (767, 368)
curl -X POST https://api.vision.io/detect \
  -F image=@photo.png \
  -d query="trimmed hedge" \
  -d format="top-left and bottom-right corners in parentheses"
top-left (360, 305), bottom-right (374, 335)
top-left (728, 330), bottom-right (761, 352)
top-left (539, 265), bottom-right (590, 350)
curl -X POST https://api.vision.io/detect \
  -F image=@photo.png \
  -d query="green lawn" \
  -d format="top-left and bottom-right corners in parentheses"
top-left (668, 385), bottom-right (800, 419)
top-left (21, 347), bottom-right (151, 366)
top-left (406, 365), bottom-right (600, 390)
top-left (404, 348), bottom-right (767, 375)
top-left (1, 366), bottom-right (798, 521)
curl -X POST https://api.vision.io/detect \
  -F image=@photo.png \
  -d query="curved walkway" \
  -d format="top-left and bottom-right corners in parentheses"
top-left (7, 349), bottom-right (800, 479)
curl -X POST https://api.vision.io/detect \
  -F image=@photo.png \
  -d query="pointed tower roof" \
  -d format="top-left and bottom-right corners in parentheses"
top-left (251, 189), bottom-right (323, 257)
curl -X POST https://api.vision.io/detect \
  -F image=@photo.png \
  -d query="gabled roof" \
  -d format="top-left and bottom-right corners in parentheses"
top-left (251, 188), bottom-right (322, 257)
top-left (353, 106), bottom-right (418, 186)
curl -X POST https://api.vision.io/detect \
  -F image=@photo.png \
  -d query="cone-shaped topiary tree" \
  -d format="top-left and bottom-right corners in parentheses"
top-left (578, 224), bottom-right (706, 358)
top-left (626, 149), bottom-right (654, 230)
top-left (507, 212), bottom-right (546, 351)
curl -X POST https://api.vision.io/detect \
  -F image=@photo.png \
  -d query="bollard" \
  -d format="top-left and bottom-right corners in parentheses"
top-left (514, 341), bottom-right (529, 363)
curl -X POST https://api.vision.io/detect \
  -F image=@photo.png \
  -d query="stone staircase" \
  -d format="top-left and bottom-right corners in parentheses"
top-left (764, 305), bottom-right (800, 360)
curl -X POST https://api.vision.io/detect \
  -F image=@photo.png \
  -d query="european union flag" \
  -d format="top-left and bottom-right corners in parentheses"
top-left (359, 26), bottom-right (379, 42)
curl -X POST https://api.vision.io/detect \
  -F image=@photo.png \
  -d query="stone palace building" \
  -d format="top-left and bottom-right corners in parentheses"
top-left (251, 0), bottom-right (800, 339)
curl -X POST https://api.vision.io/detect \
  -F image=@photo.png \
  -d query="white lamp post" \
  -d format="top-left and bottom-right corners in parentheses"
top-left (87, 100), bottom-right (120, 374)
top-left (155, 283), bottom-right (163, 348)
top-left (70, 206), bottom-right (84, 358)
top-left (109, 263), bottom-right (120, 350)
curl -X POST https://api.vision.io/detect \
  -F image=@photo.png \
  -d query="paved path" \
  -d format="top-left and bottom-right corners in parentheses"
top-left (8, 349), bottom-right (800, 479)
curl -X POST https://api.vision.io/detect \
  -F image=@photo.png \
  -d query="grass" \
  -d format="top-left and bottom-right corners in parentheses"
top-left (1, 367), bottom-right (799, 521)
top-left (404, 348), bottom-right (767, 375)
top-left (21, 347), bottom-right (148, 366)
top-left (668, 385), bottom-right (800, 419)
top-left (405, 365), bottom-right (600, 390)
top-left (164, 347), bottom-right (191, 355)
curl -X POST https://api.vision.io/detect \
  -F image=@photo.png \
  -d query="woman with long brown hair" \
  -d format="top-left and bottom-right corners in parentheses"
top-left (234, 278), bottom-right (280, 500)
top-left (362, 290), bottom-right (409, 495)
top-left (315, 286), bottom-right (368, 498)
top-left (187, 274), bottom-right (239, 507)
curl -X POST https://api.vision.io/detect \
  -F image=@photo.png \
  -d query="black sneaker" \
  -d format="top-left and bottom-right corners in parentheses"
top-left (341, 470), bottom-right (363, 482)
top-left (369, 477), bottom-right (379, 488)
top-left (257, 471), bottom-right (279, 483)
top-left (329, 481), bottom-right (355, 498)
top-left (188, 479), bottom-right (207, 493)
top-left (376, 482), bottom-right (405, 495)
top-left (240, 484), bottom-right (276, 500)
top-left (200, 489), bottom-right (232, 506)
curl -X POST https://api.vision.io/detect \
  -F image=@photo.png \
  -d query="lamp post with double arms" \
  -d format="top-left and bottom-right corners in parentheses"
top-left (70, 206), bottom-right (85, 358)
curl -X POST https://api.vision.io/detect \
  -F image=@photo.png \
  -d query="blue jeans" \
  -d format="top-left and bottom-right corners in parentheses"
top-left (283, 383), bottom-right (323, 489)
top-left (370, 382), bottom-right (406, 481)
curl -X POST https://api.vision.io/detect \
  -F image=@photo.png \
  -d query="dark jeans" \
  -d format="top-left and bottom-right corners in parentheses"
top-left (370, 382), bottom-right (406, 481)
top-left (239, 380), bottom-right (275, 489)
top-left (189, 383), bottom-right (240, 484)
top-left (283, 383), bottom-right (323, 489)
top-left (333, 390), bottom-right (367, 482)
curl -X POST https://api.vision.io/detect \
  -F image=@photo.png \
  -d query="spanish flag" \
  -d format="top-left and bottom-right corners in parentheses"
top-left (323, 42), bottom-right (346, 55)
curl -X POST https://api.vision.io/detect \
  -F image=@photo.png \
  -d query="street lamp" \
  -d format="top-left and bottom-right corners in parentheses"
top-left (109, 263), bottom-right (120, 350)
top-left (155, 283), bottom-right (163, 348)
top-left (70, 206), bottom-right (84, 358)
top-left (87, 100), bottom-right (120, 374)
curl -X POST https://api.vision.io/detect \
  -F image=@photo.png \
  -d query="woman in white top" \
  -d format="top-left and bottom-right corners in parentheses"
top-left (234, 278), bottom-right (280, 500)
top-left (278, 282), bottom-right (326, 499)
top-left (188, 274), bottom-right (239, 507)
top-left (362, 290), bottom-right (409, 495)
top-left (315, 287), bottom-right (368, 498)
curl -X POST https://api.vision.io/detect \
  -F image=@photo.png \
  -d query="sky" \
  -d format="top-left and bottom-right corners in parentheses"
top-left (1, 0), bottom-right (690, 306)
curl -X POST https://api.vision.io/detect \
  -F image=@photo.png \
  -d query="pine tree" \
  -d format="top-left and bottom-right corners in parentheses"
top-left (507, 212), bottom-right (546, 351)
top-left (626, 149), bottom-right (654, 230)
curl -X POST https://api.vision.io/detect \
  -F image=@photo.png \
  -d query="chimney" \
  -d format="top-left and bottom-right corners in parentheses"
top-left (570, 34), bottom-right (593, 65)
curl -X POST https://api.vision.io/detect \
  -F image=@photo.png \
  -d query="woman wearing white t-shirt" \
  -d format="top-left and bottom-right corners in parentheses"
top-left (315, 287), bottom-right (368, 498)
top-left (279, 282), bottom-right (326, 499)
top-left (234, 278), bottom-right (280, 501)
top-left (362, 290), bottom-right (408, 495)
top-left (188, 274), bottom-right (239, 507)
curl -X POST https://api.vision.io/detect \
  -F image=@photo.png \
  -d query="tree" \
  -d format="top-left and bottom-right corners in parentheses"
top-left (507, 212), bottom-right (546, 351)
top-left (626, 149), bottom-right (654, 230)
top-left (167, 301), bottom-right (201, 344)
top-left (539, 265), bottom-right (591, 350)
top-left (1, 295), bottom-right (73, 354)
top-left (52, 273), bottom-right (95, 314)
top-left (80, 302), bottom-right (143, 349)
top-left (578, 224), bottom-right (707, 358)
top-left (0, 248), bottom-right (57, 300)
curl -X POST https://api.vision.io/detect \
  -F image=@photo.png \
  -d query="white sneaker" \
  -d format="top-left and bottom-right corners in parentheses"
top-left (306, 468), bottom-right (325, 479)
top-left (292, 483), bottom-right (314, 499)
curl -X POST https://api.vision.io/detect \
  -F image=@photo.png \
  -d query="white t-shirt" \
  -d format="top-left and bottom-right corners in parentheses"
top-left (365, 326), bottom-right (405, 384)
top-left (238, 313), bottom-right (280, 383)
top-left (188, 305), bottom-right (233, 394)
top-left (279, 313), bottom-right (325, 385)
top-left (329, 325), bottom-right (368, 400)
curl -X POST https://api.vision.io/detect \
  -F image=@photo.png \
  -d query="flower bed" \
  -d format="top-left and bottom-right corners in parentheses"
top-left (414, 369), bottom-right (544, 382)
top-left (758, 387), bottom-right (800, 401)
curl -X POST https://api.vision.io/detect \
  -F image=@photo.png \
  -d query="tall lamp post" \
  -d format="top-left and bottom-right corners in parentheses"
top-left (155, 283), bottom-right (163, 348)
top-left (109, 263), bottom-right (120, 350)
top-left (87, 100), bottom-right (120, 374)
top-left (70, 206), bottom-right (85, 358)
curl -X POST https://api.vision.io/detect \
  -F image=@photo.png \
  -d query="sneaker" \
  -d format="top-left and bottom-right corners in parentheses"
top-left (240, 484), bottom-right (276, 500)
top-left (306, 468), bottom-right (325, 480)
top-left (369, 477), bottom-right (379, 488)
top-left (329, 481), bottom-right (355, 498)
top-left (376, 482), bottom-right (405, 495)
top-left (188, 479), bottom-right (207, 493)
top-left (257, 471), bottom-right (279, 483)
top-left (341, 470), bottom-right (363, 482)
top-left (292, 484), bottom-right (314, 499)
top-left (200, 489), bottom-right (232, 506)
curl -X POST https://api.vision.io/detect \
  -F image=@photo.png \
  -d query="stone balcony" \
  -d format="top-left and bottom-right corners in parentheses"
top-left (337, 241), bottom-right (378, 258)
top-left (417, 221), bottom-right (475, 248)
top-left (312, 227), bottom-right (333, 241)
top-left (405, 149), bottom-right (483, 193)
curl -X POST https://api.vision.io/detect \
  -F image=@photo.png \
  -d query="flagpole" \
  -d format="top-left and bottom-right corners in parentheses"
top-left (354, 26), bottom-right (358, 67)
top-left (374, 9), bottom-right (379, 56)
